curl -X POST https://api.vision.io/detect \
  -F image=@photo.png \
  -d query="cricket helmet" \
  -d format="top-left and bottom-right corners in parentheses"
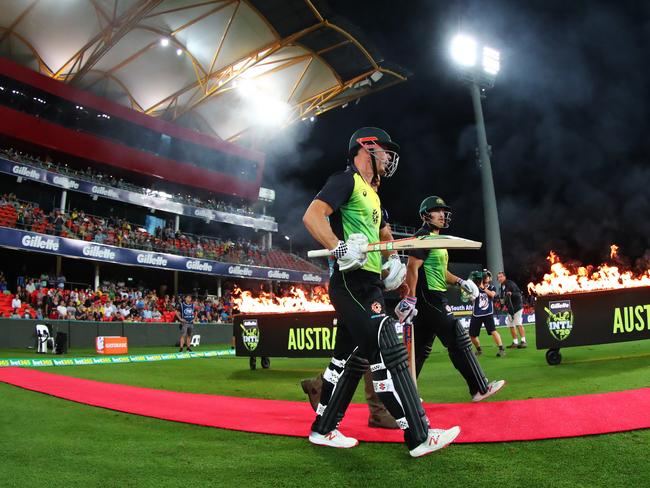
top-left (348, 127), bottom-right (400, 178)
top-left (419, 195), bottom-right (452, 228)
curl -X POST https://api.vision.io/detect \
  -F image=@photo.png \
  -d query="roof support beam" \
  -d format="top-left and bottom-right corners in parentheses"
top-left (0, 0), bottom-right (40, 45)
top-left (66, 0), bottom-right (164, 84)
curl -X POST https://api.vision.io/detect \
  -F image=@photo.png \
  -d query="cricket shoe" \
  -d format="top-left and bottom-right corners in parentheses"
top-left (309, 429), bottom-right (358, 449)
top-left (409, 426), bottom-right (461, 458)
top-left (472, 380), bottom-right (506, 402)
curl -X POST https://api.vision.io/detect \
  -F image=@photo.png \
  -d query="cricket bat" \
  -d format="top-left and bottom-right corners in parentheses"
top-left (307, 234), bottom-right (482, 258)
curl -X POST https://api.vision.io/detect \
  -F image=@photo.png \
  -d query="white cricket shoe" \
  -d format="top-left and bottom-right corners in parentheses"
top-left (471, 380), bottom-right (506, 402)
top-left (409, 426), bottom-right (461, 458)
top-left (309, 429), bottom-right (359, 449)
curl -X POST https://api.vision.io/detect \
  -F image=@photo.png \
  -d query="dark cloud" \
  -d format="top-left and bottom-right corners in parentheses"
top-left (265, 0), bottom-right (650, 284)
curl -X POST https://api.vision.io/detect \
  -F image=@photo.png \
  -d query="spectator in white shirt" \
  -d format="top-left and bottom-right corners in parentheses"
top-left (11, 296), bottom-right (21, 310)
top-left (104, 301), bottom-right (116, 318)
top-left (119, 305), bottom-right (131, 319)
top-left (25, 279), bottom-right (36, 294)
top-left (56, 300), bottom-right (68, 318)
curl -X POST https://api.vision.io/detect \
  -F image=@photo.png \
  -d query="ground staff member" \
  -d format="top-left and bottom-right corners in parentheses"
top-left (468, 270), bottom-right (505, 357)
top-left (396, 196), bottom-right (505, 402)
top-left (303, 127), bottom-right (460, 457)
top-left (176, 294), bottom-right (196, 352)
top-left (497, 271), bottom-right (527, 348)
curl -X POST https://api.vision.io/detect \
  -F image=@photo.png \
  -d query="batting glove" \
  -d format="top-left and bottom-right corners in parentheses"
top-left (457, 278), bottom-right (479, 301)
top-left (332, 233), bottom-right (368, 272)
top-left (382, 254), bottom-right (406, 291)
top-left (395, 296), bottom-right (418, 323)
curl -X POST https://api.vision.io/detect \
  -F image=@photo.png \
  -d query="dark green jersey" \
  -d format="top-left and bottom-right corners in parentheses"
top-left (409, 225), bottom-right (448, 292)
top-left (314, 166), bottom-right (385, 275)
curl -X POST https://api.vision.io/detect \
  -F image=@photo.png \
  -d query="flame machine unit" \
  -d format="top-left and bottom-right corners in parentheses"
top-left (534, 286), bottom-right (650, 365)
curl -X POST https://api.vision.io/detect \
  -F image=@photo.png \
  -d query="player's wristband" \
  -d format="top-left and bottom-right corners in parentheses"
top-left (330, 240), bottom-right (348, 259)
top-left (403, 296), bottom-right (417, 305)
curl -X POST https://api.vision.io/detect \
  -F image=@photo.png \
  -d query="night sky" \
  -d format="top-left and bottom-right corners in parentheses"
top-left (260, 0), bottom-right (650, 286)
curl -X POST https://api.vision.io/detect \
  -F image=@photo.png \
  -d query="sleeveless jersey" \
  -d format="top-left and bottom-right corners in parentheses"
top-left (409, 225), bottom-right (448, 292)
top-left (314, 166), bottom-right (384, 275)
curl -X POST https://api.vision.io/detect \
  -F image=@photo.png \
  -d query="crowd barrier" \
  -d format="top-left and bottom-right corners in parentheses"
top-left (0, 319), bottom-right (233, 350)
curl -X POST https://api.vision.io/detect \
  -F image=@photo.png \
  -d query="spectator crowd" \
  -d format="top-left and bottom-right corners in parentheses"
top-left (1, 147), bottom-right (268, 220)
top-left (0, 193), bottom-right (322, 273)
top-left (1, 275), bottom-right (236, 323)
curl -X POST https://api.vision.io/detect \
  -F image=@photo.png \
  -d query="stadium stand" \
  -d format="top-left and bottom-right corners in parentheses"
top-left (0, 193), bottom-right (322, 274)
top-left (0, 147), bottom-right (267, 220)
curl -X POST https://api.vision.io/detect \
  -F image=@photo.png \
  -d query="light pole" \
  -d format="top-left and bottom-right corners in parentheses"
top-left (450, 34), bottom-right (504, 276)
top-left (284, 235), bottom-right (292, 255)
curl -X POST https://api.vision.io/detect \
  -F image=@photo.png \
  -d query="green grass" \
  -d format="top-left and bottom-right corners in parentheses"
top-left (2, 325), bottom-right (650, 487)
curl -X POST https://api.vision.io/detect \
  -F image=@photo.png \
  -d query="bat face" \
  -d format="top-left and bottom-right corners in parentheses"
top-left (308, 235), bottom-right (481, 258)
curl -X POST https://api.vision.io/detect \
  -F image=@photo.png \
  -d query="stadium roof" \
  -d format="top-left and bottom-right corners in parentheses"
top-left (0, 0), bottom-right (409, 143)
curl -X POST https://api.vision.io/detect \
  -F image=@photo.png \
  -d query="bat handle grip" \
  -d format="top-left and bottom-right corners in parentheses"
top-left (307, 249), bottom-right (332, 258)
top-left (308, 243), bottom-right (370, 258)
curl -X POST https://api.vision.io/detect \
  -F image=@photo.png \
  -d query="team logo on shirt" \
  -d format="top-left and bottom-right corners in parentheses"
top-left (545, 300), bottom-right (573, 341)
top-left (372, 208), bottom-right (379, 225)
top-left (478, 294), bottom-right (490, 310)
top-left (240, 319), bottom-right (260, 352)
top-left (370, 301), bottom-right (382, 314)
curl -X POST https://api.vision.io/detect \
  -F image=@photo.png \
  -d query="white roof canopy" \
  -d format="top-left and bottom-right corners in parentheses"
top-left (0, 0), bottom-right (408, 143)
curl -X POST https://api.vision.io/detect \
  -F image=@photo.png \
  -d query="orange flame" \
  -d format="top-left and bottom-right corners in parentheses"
top-left (528, 246), bottom-right (650, 296)
top-left (232, 285), bottom-right (334, 313)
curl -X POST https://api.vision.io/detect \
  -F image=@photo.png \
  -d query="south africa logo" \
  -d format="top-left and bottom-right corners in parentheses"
top-left (545, 300), bottom-right (574, 341)
top-left (240, 319), bottom-right (260, 352)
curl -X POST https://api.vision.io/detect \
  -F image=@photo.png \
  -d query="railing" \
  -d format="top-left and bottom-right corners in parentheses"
top-left (389, 223), bottom-right (417, 237)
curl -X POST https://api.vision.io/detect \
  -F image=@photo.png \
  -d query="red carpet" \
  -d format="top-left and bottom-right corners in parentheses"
top-left (1, 367), bottom-right (649, 443)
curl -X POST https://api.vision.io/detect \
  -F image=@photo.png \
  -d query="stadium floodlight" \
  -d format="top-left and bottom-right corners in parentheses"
top-left (284, 235), bottom-right (292, 254)
top-left (160, 38), bottom-right (169, 47)
top-left (176, 48), bottom-right (183, 56)
top-left (482, 47), bottom-right (500, 75)
top-left (237, 78), bottom-right (289, 126)
top-left (449, 33), bottom-right (504, 276)
top-left (450, 35), bottom-right (477, 67)
top-left (237, 78), bottom-right (257, 98)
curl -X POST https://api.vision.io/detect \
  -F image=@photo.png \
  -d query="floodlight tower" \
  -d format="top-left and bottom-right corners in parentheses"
top-left (450, 34), bottom-right (504, 276)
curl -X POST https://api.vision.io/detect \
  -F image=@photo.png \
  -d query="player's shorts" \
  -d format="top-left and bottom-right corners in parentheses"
top-left (180, 322), bottom-right (194, 336)
top-left (469, 315), bottom-right (496, 336)
top-left (506, 309), bottom-right (523, 328)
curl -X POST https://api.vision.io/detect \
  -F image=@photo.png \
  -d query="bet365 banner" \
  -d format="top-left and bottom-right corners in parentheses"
top-left (234, 311), bottom-right (337, 358)
top-left (534, 286), bottom-right (650, 349)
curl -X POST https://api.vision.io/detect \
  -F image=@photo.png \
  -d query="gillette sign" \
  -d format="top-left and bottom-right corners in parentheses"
top-left (228, 265), bottom-right (253, 277)
top-left (1, 228), bottom-right (328, 284)
top-left (21, 235), bottom-right (59, 251)
top-left (302, 273), bottom-right (323, 283)
top-left (12, 165), bottom-right (41, 180)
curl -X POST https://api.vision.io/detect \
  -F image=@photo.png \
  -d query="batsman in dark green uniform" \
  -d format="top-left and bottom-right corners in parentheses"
top-left (303, 128), bottom-right (460, 457)
top-left (396, 196), bottom-right (505, 402)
